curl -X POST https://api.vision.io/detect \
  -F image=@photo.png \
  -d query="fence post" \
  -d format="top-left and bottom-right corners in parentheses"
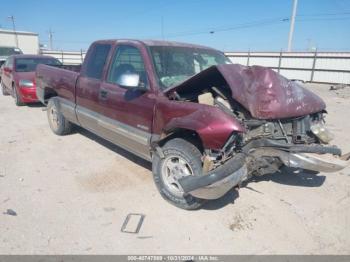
top-left (247, 49), bottom-right (250, 66)
top-left (278, 49), bottom-right (283, 73)
top-left (310, 49), bottom-right (317, 82)
top-left (80, 49), bottom-right (83, 63)
top-left (61, 50), bottom-right (64, 64)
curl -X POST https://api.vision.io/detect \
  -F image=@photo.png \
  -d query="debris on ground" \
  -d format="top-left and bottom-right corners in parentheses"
top-left (121, 213), bottom-right (145, 234)
top-left (329, 84), bottom-right (350, 98)
top-left (3, 209), bottom-right (17, 216)
top-left (103, 207), bottom-right (116, 212)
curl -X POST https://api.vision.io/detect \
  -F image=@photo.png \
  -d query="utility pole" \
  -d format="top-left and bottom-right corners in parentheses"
top-left (8, 15), bottom-right (19, 48)
top-left (48, 28), bottom-right (54, 50)
top-left (287, 0), bottom-right (298, 52)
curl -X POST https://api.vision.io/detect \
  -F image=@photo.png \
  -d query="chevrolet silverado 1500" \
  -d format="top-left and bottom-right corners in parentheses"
top-left (36, 39), bottom-right (349, 209)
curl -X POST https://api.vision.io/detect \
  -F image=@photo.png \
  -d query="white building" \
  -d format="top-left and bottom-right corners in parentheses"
top-left (0, 29), bottom-right (39, 54)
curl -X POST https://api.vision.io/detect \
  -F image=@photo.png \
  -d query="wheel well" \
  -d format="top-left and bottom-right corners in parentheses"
top-left (156, 128), bottom-right (204, 153)
top-left (44, 87), bottom-right (58, 101)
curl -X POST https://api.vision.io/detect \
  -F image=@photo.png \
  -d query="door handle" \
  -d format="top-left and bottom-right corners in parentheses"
top-left (100, 90), bottom-right (108, 99)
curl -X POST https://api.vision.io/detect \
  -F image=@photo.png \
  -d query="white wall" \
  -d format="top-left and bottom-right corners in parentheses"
top-left (41, 50), bottom-right (85, 65)
top-left (37, 49), bottom-right (350, 85)
top-left (226, 52), bottom-right (350, 85)
top-left (0, 29), bottom-right (39, 54)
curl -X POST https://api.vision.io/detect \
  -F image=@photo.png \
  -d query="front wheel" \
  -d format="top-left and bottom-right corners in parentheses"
top-left (47, 98), bottom-right (72, 135)
top-left (152, 138), bottom-right (206, 210)
top-left (13, 85), bottom-right (25, 106)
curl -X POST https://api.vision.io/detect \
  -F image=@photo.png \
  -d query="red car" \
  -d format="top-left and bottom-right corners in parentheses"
top-left (0, 55), bottom-right (61, 106)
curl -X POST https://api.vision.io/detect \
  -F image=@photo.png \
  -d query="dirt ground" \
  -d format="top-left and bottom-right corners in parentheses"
top-left (0, 83), bottom-right (349, 255)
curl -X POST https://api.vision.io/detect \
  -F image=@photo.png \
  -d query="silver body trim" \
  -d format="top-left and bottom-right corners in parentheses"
top-left (56, 97), bottom-right (152, 161)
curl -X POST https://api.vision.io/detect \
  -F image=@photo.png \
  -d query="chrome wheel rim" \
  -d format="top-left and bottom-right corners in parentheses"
top-left (49, 106), bottom-right (59, 130)
top-left (161, 156), bottom-right (193, 197)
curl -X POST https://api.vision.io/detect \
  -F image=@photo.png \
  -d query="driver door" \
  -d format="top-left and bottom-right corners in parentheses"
top-left (98, 44), bottom-right (156, 160)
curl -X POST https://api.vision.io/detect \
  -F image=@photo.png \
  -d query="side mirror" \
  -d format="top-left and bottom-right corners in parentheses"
top-left (117, 73), bottom-right (146, 91)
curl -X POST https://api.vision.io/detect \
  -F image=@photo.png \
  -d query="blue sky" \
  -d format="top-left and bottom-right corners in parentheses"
top-left (1, 0), bottom-right (350, 51)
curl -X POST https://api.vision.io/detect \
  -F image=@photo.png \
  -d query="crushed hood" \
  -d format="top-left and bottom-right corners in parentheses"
top-left (165, 64), bottom-right (326, 119)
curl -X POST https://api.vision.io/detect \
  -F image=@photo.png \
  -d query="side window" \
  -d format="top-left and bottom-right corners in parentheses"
top-left (107, 45), bottom-right (148, 88)
top-left (85, 44), bottom-right (111, 79)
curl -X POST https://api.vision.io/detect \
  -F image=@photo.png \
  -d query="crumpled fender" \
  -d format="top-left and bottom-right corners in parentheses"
top-left (165, 64), bottom-right (326, 119)
top-left (153, 100), bottom-right (245, 150)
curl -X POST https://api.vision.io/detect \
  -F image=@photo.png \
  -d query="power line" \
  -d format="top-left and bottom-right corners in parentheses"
top-left (297, 11), bottom-right (350, 17)
top-left (152, 17), bottom-right (290, 39)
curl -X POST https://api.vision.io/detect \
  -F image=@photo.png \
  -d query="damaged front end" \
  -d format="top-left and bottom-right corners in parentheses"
top-left (167, 64), bottom-right (349, 200)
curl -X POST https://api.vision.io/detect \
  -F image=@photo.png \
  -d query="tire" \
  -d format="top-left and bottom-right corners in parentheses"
top-left (13, 84), bottom-right (25, 106)
top-left (47, 98), bottom-right (72, 135)
top-left (152, 138), bottom-right (206, 210)
top-left (1, 79), bottom-right (9, 96)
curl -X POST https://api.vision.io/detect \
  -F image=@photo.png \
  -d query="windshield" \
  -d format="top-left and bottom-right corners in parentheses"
top-left (15, 58), bottom-right (62, 72)
top-left (0, 47), bottom-right (22, 56)
top-left (150, 46), bottom-right (231, 89)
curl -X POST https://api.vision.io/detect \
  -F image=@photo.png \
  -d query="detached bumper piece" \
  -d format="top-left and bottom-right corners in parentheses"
top-left (178, 153), bottom-right (247, 200)
top-left (250, 148), bottom-right (349, 173)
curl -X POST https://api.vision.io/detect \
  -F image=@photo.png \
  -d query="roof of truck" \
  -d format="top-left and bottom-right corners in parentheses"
top-left (93, 39), bottom-right (218, 51)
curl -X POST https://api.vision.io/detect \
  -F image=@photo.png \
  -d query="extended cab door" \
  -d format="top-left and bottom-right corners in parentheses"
top-left (75, 43), bottom-right (112, 132)
top-left (98, 44), bottom-right (156, 160)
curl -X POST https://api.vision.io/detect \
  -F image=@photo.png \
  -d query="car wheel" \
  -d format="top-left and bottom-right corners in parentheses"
top-left (13, 84), bottom-right (25, 106)
top-left (152, 138), bottom-right (206, 210)
top-left (47, 98), bottom-right (72, 135)
top-left (1, 79), bottom-right (9, 96)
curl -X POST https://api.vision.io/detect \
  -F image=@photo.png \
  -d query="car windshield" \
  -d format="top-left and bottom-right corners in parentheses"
top-left (15, 58), bottom-right (62, 72)
top-left (150, 46), bottom-right (231, 89)
top-left (0, 47), bottom-right (22, 56)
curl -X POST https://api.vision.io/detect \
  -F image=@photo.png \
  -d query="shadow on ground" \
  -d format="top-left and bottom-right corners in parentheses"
top-left (27, 102), bottom-right (45, 108)
top-left (76, 126), bottom-right (152, 171)
top-left (250, 166), bottom-right (325, 187)
top-left (203, 167), bottom-right (326, 210)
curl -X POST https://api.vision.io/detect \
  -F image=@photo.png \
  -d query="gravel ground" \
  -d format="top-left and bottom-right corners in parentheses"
top-left (0, 83), bottom-right (349, 254)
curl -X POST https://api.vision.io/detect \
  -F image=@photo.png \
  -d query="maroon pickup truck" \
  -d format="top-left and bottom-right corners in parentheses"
top-left (36, 39), bottom-right (349, 209)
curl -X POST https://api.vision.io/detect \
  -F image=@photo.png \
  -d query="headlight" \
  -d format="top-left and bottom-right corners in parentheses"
top-left (19, 79), bottom-right (34, 87)
top-left (311, 123), bottom-right (334, 144)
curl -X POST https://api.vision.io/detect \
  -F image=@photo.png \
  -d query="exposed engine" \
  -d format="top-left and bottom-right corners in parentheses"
top-left (171, 84), bottom-right (335, 176)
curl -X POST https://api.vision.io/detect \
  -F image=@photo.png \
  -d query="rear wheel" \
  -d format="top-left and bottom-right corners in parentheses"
top-left (47, 98), bottom-right (72, 135)
top-left (152, 138), bottom-right (205, 210)
top-left (13, 84), bottom-right (25, 106)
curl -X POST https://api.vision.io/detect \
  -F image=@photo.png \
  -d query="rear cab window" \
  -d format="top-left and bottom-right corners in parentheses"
top-left (84, 43), bottom-right (111, 79)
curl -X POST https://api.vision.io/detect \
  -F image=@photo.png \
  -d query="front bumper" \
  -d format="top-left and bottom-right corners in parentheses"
top-left (178, 140), bottom-right (349, 200)
top-left (18, 87), bottom-right (38, 103)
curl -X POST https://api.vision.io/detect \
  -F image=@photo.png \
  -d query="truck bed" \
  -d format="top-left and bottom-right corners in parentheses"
top-left (36, 64), bottom-right (80, 104)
